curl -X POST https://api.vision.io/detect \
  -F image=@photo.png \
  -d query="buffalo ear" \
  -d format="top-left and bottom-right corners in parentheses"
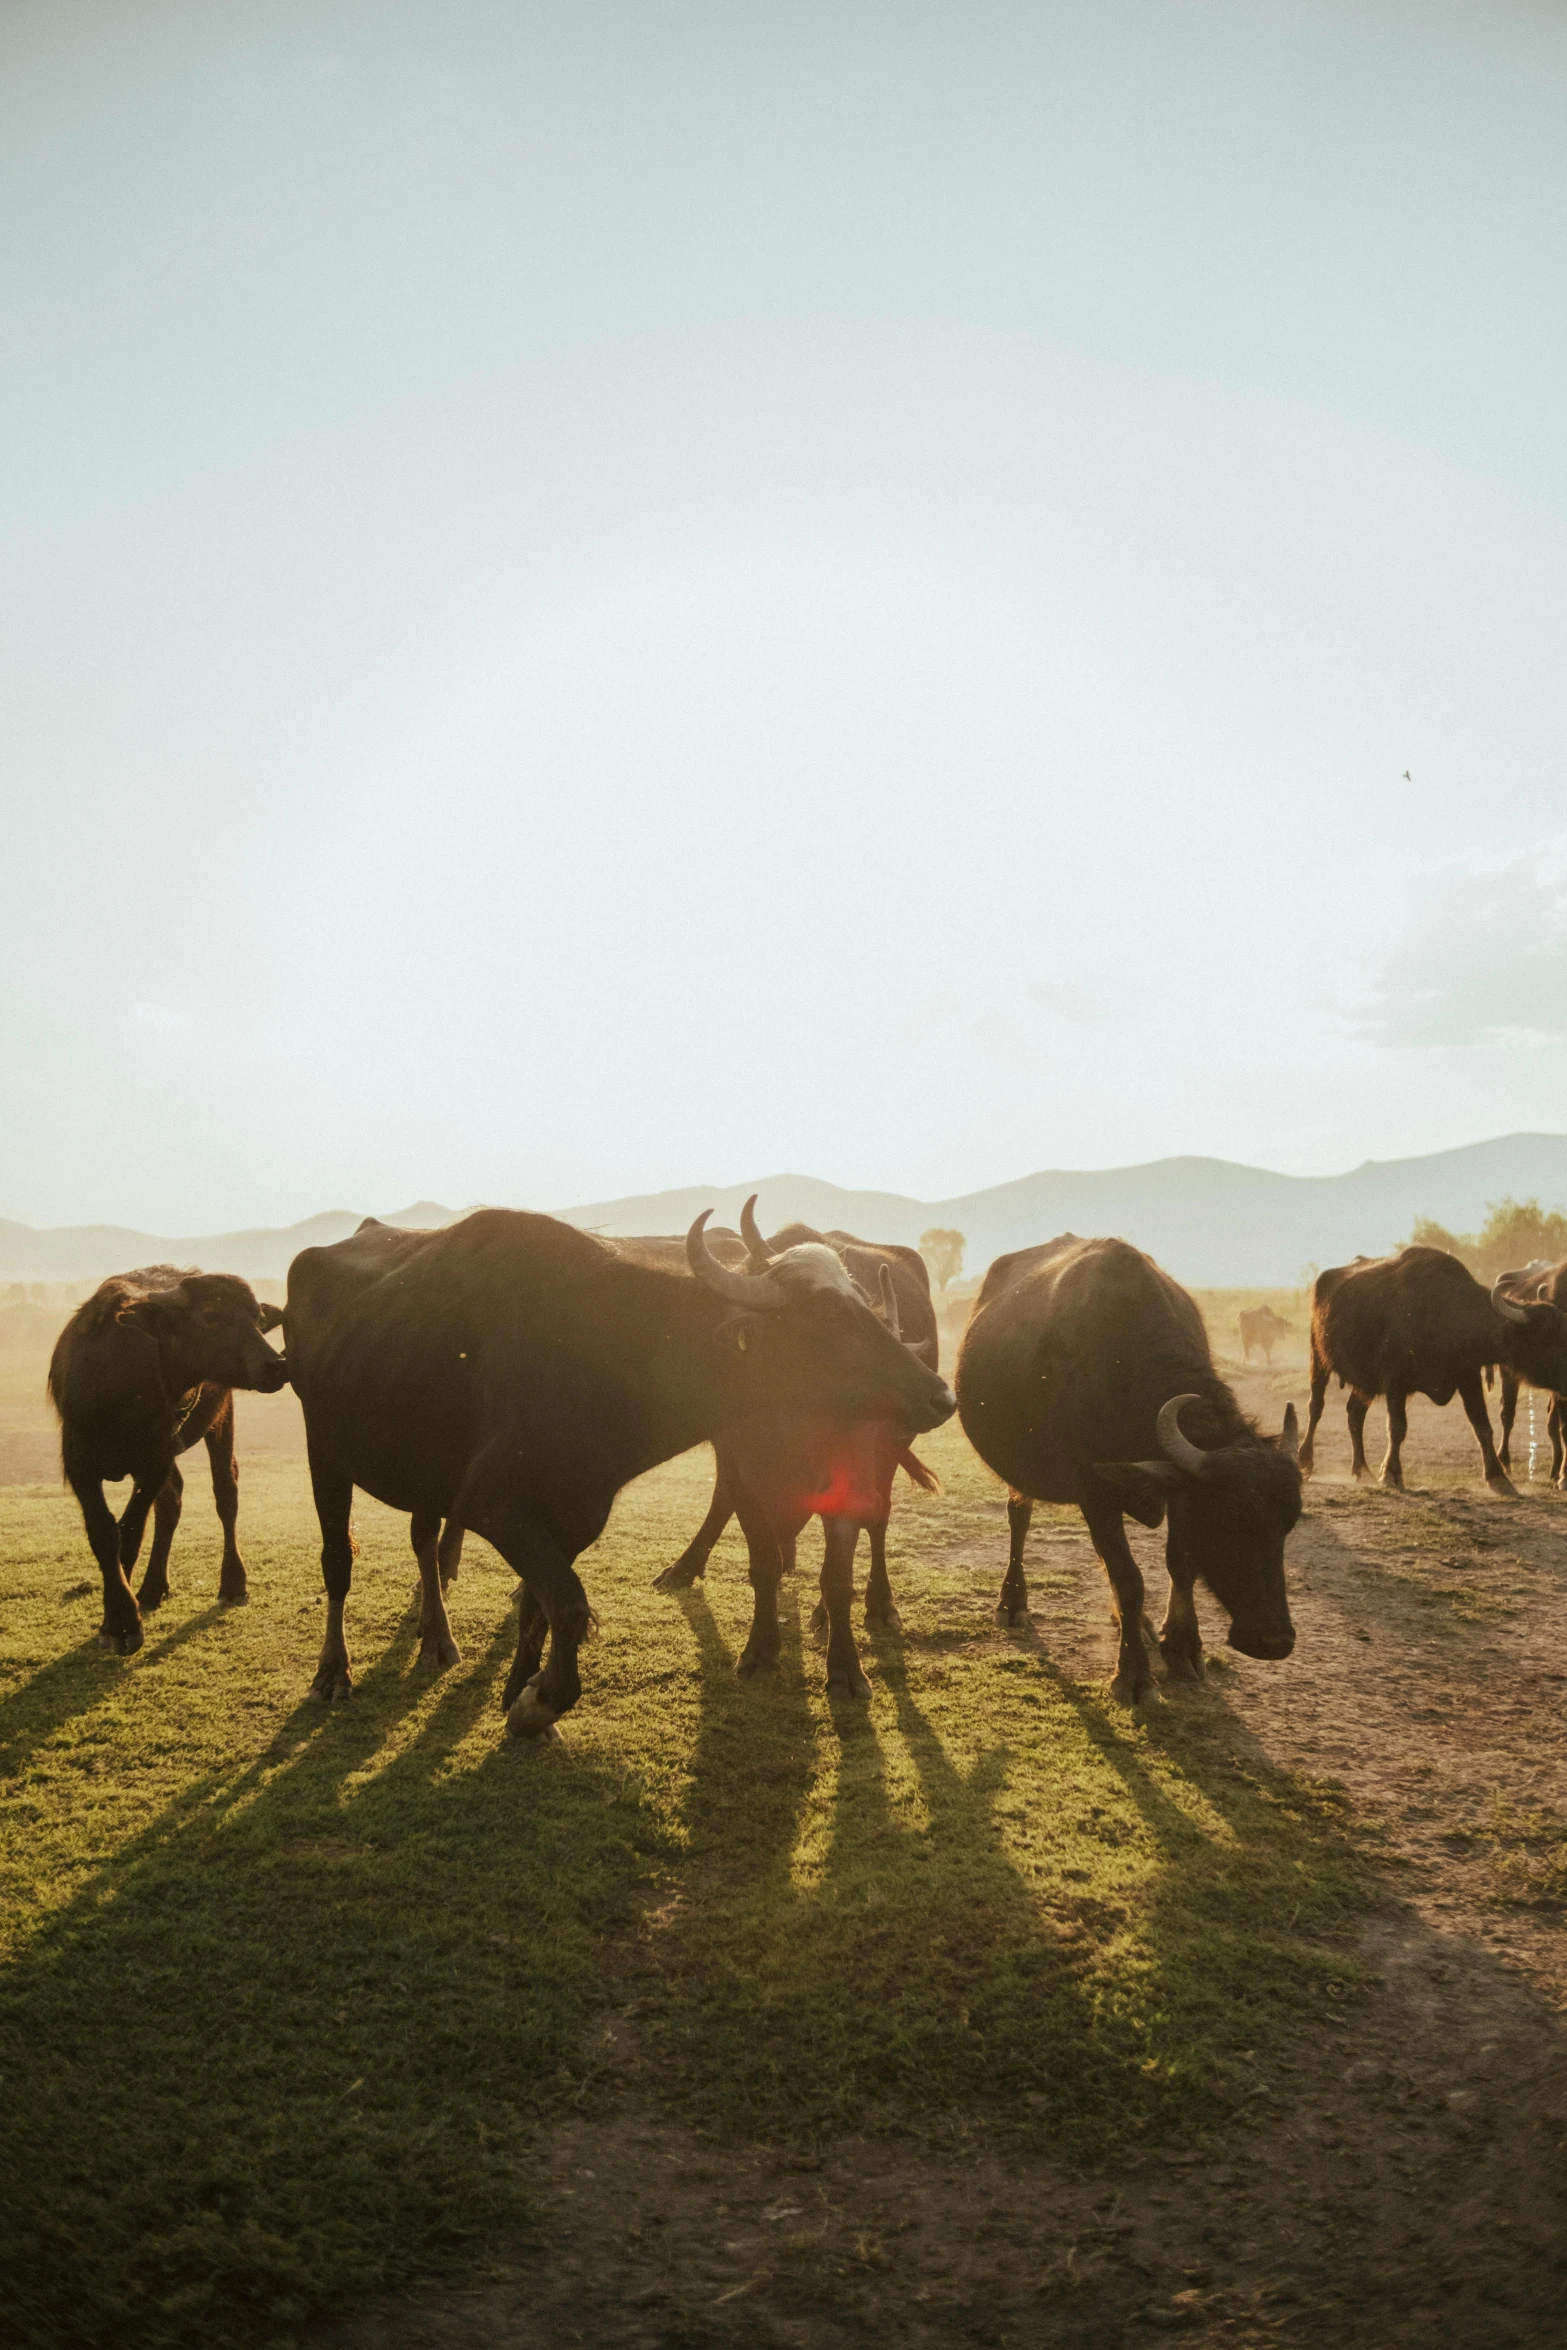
top-left (1092, 1459), bottom-right (1180, 1528)
top-left (257, 1302), bottom-right (285, 1333)
top-left (117, 1286), bottom-right (190, 1335)
top-left (1275, 1402), bottom-right (1301, 1463)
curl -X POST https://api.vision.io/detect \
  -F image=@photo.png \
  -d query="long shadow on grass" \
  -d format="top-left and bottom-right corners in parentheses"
top-left (0, 1587), bottom-right (667, 2350)
top-left (0, 1602), bottom-right (231, 1783)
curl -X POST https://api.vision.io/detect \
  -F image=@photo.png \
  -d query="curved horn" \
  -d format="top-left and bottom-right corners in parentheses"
top-left (1491, 1272), bottom-right (1531, 1326)
top-left (738, 1193), bottom-right (771, 1270)
top-left (1277, 1401), bottom-right (1301, 1463)
top-left (685, 1211), bottom-right (786, 1310)
top-left (1157, 1393), bottom-right (1214, 1480)
top-left (877, 1261), bottom-right (902, 1341)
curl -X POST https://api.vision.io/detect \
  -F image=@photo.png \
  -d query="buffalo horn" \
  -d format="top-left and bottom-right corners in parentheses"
top-left (877, 1261), bottom-right (902, 1340)
top-left (1491, 1272), bottom-right (1532, 1326)
top-left (738, 1193), bottom-right (771, 1270)
top-left (1156, 1394), bottom-right (1215, 1480)
top-left (1277, 1401), bottom-right (1301, 1463)
top-left (686, 1210), bottom-right (786, 1310)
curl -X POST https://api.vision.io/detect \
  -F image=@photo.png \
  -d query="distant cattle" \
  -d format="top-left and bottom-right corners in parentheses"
top-left (283, 1203), bottom-right (955, 1735)
top-left (48, 1267), bottom-right (289, 1653)
top-left (956, 1235), bottom-right (1300, 1705)
top-left (647, 1207), bottom-right (942, 1696)
top-left (1299, 1246), bottom-right (1567, 1492)
top-left (1238, 1304), bottom-right (1293, 1364)
top-left (1497, 1260), bottom-right (1567, 1487)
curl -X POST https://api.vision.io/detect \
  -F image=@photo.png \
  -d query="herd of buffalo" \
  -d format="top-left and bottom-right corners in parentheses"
top-left (42, 1204), bottom-right (1567, 1734)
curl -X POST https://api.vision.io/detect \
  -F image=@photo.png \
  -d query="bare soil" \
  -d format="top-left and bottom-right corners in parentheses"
top-left (325, 1360), bottom-right (1567, 2350)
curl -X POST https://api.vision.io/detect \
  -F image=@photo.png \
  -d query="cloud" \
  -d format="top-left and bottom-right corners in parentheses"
top-left (1354, 848), bottom-right (1567, 1047)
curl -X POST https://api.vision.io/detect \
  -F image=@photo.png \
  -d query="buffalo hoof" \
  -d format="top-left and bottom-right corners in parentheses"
top-left (865, 1602), bottom-right (902, 1631)
top-left (418, 1635), bottom-right (462, 1670)
top-left (1109, 1672), bottom-right (1154, 1707)
top-left (1160, 1649), bottom-right (1205, 1683)
top-left (827, 1665), bottom-right (873, 1701)
top-left (1487, 1472), bottom-right (1518, 1498)
top-left (735, 1646), bottom-right (779, 1680)
top-left (102, 1622), bottom-right (143, 1657)
top-left (994, 1603), bottom-right (1029, 1629)
top-left (506, 1685), bottom-right (562, 1740)
top-left (652, 1563), bottom-right (702, 1592)
top-left (310, 1663), bottom-right (353, 1703)
top-left (137, 1583), bottom-right (169, 1613)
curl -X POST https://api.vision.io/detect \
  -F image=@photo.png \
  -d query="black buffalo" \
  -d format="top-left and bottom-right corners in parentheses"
top-left (1299, 1246), bottom-right (1567, 1493)
top-left (48, 1266), bottom-right (288, 1653)
top-left (955, 1235), bottom-right (1300, 1704)
top-left (647, 1206), bottom-right (942, 1696)
top-left (1490, 1261), bottom-right (1567, 1488)
top-left (282, 1203), bottom-right (955, 1736)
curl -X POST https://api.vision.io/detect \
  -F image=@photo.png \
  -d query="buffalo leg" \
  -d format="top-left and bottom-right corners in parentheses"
top-left (1498, 1369), bottom-right (1520, 1473)
top-left (138, 1463), bottom-right (184, 1612)
top-left (997, 1492), bottom-right (1032, 1625)
top-left (1552, 1398), bottom-right (1565, 1489)
top-left (467, 1509), bottom-right (591, 1738)
top-left (1345, 1392), bottom-right (1373, 1481)
top-left (1299, 1353), bottom-right (1330, 1475)
top-left (309, 1457), bottom-right (356, 1701)
top-left (411, 1509), bottom-right (461, 1670)
top-left (864, 1519), bottom-right (899, 1628)
top-left (1158, 1527), bottom-right (1204, 1679)
top-left (1458, 1371), bottom-right (1515, 1495)
top-left (503, 1586), bottom-right (550, 1707)
top-left (1082, 1496), bottom-right (1153, 1705)
top-left (655, 1452), bottom-right (734, 1590)
top-left (437, 1519), bottom-right (464, 1587)
top-left (204, 1398), bottom-right (249, 1604)
top-left (1380, 1389), bottom-right (1409, 1490)
top-left (733, 1486), bottom-right (789, 1679)
top-left (820, 1515), bottom-right (871, 1699)
top-left (65, 1438), bottom-right (143, 1655)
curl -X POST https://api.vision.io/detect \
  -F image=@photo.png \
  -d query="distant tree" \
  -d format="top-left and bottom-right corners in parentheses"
top-left (3, 1283), bottom-right (24, 1308)
top-left (919, 1227), bottom-right (965, 1292)
top-left (1402, 1197), bottom-right (1567, 1283)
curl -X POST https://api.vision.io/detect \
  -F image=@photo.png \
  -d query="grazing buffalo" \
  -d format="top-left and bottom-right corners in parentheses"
top-left (956, 1235), bottom-right (1300, 1705)
top-left (1495, 1261), bottom-right (1567, 1487)
top-left (648, 1205), bottom-right (942, 1696)
top-left (1238, 1304), bottom-right (1293, 1364)
top-left (1299, 1246), bottom-right (1567, 1493)
top-left (283, 1202), bottom-right (956, 1736)
top-left (48, 1267), bottom-right (289, 1654)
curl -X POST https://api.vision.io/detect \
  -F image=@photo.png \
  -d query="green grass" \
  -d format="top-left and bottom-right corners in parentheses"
top-left (1, 1423), bottom-right (1369, 2348)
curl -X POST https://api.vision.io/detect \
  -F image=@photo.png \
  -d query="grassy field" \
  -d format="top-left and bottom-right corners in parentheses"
top-left (0, 1380), bottom-right (1371, 2350)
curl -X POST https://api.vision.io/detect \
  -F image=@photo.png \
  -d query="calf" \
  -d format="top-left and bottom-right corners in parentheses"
top-left (49, 1267), bottom-right (288, 1653)
top-left (956, 1235), bottom-right (1300, 1705)
top-left (1238, 1304), bottom-right (1293, 1364)
top-left (1300, 1245), bottom-right (1567, 1492)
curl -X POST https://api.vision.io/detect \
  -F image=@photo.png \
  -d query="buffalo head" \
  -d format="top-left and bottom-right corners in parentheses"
top-left (118, 1273), bottom-right (290, 1395)
top-left (1094, 1394), bottom-right (1300, 1661)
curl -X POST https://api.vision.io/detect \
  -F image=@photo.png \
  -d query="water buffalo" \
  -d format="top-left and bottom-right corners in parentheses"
top-left (955, 1235), bottom-right (1300, 1705)
top-left (646, 1207), bottom-right (943, 1696)
top-left (1495, 1261), bottom-right (1567, 1487)
top-left (1299, 1246), bottom-right (1567, 1493)
top-left (1238, 1304), bottom-right (1293, 1364)
top-left (283, 1202), bottom-right (955, 1737)
top-left (48, 1267), bottom-right (289, 1654)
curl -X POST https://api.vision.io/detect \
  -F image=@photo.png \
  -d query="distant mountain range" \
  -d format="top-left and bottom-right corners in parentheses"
top-left (7, 1134), bottom-right (1567, 1289)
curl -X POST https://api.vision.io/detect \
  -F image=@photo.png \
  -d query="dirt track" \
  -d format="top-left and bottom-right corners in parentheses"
top-left (326, 1360), bottom-right (1567, 2350)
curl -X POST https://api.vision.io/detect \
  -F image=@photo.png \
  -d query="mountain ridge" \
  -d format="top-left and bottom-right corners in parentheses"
top-left (6, 1136), bottom-right (1567, 1287)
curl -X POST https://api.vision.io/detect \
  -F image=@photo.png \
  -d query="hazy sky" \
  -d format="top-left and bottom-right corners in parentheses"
top-left (5, 1), bottom-right (1567, 1231)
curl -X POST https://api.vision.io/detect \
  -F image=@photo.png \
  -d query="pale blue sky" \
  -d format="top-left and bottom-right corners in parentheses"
top-left (4, 2), bottom-right (1567, 1228)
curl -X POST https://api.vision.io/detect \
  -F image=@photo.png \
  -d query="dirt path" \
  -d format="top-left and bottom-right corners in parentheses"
top-left (327, 1366), bottom-right (1567, 2350)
